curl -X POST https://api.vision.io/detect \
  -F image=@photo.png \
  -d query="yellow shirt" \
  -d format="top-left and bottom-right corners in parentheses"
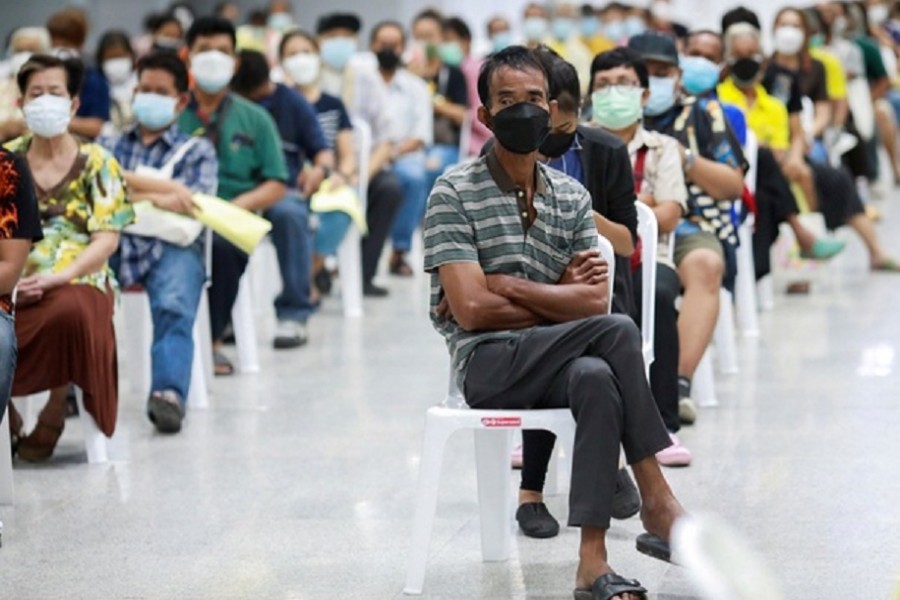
top-left (810, 47), bottom-right (848, 100)
top-left (582, 35), bottom-right (615, 56)
top-left (717, 78), bottom-right (790, 151)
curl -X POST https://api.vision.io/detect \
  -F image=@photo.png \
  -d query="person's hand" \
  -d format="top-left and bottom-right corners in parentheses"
top-left (435, 295), bottom-right (454, 321)
top-left (15, 286), bottom-right (43, 306)
top-left (17, 273), bottom-right (67, 300)
top-left (298, 165), bottom-right (326, 198)
top-left (485, 273), bottom-right (516, 297)
top-left (782, 156), bottom-right (809, 182)
top-left (638, 193), bottom-right (656, 207)
top-left (559, 250), bottom-right (608, 285)
top-left (151, 182), bottom-right (197, 215)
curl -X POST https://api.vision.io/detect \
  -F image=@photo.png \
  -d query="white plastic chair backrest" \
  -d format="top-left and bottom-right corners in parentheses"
top-left (458, 112), bottom-right (472, 160)
top-left (800, 97), bottom-right (815, 143)
top-left (847, 77), bottom-right (875, 139)
top-left (351, 117), bottom-right (372, 213)
top-left (596, 234), bottom-right (615, 316)
top-left (635, 202), bottom-right (658, 359)
top-left (742, 130), bottom-right (759, 196)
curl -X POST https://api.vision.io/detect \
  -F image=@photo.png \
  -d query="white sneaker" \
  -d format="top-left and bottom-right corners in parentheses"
top-left (273, 320), bottom-right (308, 349)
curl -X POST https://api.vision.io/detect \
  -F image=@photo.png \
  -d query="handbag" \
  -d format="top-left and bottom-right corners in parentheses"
top-left (124, 138), bottom-right (205, 246)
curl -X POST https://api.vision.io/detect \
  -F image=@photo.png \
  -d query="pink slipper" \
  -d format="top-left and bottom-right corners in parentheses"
top-left (656, 433), bottom-right (693, 467)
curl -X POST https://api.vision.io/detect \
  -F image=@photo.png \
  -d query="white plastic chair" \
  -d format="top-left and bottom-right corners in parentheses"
top-left (403, 235), bottom-right (616, 596)
top-left (11, 387), bottom-right (107, 464)
top-left (735, 131), bottom-right (760, 338)
top-left (458, 113), bottom-right (472, 160)
top-left (230, 272), bottom-right (259, 373)
top-left (635, 202), bottom-right (658, 375)
top-left (334, 118), bottom-right (371, 319)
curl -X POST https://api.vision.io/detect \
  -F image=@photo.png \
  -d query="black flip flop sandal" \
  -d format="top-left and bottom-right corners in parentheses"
top-left (213, 351), bottom-right (235, 376)
top-left (636, 532), bottom-right (673, 563)
top-left (573, 572), bottom-right (647, 600)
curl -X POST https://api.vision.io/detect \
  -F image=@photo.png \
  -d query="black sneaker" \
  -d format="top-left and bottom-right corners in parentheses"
top-left (515, 502), bottom-right (560, 538)
top-left (611, 467), bottom-right (641, 520)
top-left (363, 282), bottom-right (389, 297)
top-left (148, 391), bottom-right (185, 434)
top-left (314, 268), bottom-right (333, 296)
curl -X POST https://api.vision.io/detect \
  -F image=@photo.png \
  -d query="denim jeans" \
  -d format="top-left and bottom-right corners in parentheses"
top-left (145, 241), bottom-right (206, 403)
top-left (425, 143), bottom-right (460, 192)
top-left (314, 211), bottom-right (352, 257)
top-left (263, 192), bottom-right (315, 323)
top-left (0, 310), bottom-right (16, 418)
top-left (390, 154), bottom-right (428, 252)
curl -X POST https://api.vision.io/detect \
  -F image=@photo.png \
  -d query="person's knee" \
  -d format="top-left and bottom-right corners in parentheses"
top-left (266, 198), bottom-right (309, 230)
top-left (567, 357), bottom-right (620, 414)
top-left (680, 249), bottom-right (724, 291)
top-left (587, 313), bottom-right (642, 352)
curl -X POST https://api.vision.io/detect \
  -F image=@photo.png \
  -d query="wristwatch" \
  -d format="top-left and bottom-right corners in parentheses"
top-left (682, 148), bottom-right (696, 174)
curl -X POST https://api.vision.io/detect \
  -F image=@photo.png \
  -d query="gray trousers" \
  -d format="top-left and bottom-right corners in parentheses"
top-left (463, 314), bottom-right (671, 528)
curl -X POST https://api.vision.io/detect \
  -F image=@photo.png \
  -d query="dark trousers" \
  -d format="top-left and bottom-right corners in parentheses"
top-left (464, 315), bottom-right (671, 528)
top-left (809, 161), bottom-right (865, 230)
top-left (362, 170), bottom-right (403, 285)
top-left (208, 233), bottom-right (249, 342)
top-left (263, 193), bottom-right (315, 323)
top-left (753, 147), bottom-right (799, 280)
top-left (634, 263), bottom-right (681, 433)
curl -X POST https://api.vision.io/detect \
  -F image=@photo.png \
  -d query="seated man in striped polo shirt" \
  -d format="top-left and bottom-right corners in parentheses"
top-left (423, 46), bottom-right (685, 600)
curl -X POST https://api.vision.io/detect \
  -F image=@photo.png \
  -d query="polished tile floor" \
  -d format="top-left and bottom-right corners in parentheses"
top-left (3, 194), bottom-right (900, 599)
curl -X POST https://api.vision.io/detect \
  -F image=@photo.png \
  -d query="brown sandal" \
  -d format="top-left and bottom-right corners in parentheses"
top-left (16, 420), bottom-right (65, 462)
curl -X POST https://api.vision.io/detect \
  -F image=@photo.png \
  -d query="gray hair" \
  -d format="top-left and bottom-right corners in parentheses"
top-left (723, 22), bottom-right (760, 59)
top-left (8, 27), bottom-right (51, 55)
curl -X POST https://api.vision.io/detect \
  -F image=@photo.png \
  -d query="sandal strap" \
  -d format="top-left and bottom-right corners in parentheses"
top-left (592, 573), bottom-right (647, 600)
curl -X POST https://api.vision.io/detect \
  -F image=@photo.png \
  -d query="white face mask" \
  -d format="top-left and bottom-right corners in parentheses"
top-left (773, 26), bottom-right (805, 55)
top-left (868, 4), bottom-right (889, 25)
top-left (102, 57), bottom-right (133, 85)
top-left (191, 50), bottom-right (235, 93)
top-left (24, 94), bottom-right (72, 138)
top-left (283, 53), bottom-right (320, 86)
top-left (9, 52), bottom-right (32, 76)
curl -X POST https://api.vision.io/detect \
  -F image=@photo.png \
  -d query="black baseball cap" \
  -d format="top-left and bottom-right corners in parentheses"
top-left (316, 13), bottom-right (362, 35)
top-left (628, 31), bottom-right (679, 66)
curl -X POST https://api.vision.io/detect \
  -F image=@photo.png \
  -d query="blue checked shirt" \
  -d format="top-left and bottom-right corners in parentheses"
top-left (101, 124), bottom-right (218, 287)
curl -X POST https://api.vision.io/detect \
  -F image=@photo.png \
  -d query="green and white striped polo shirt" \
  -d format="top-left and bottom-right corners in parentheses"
top-left (423, 150), bottom-right (598, 387)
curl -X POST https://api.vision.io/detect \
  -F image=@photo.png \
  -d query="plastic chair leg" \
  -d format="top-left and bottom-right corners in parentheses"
top-left (187, 330), bottom-right (209, 409)
top-left (474, 428), bottom-right (514, 562)
top-left (757, 275), bottom-right (775, 312)
top-left (403, 410), bottom-right (454, 595)
top-left (0, 406), bottom-right (13, 505)
top-left (232, 276), bottom-right (259, 374)
top-left (715, 289), bottom-right (739, 375)
top-left (735, 224), bottom-right (760, 338)
top-left (74, 388), bottom-right (107, 464)
top-left (337, 226), bottom-right (363, 318)
top-left (694, 350), bottom-right (718, 408)
top-left (121, 292), bottom-right (152, 395)
top-left (195, 295), bottom-right (214, 391)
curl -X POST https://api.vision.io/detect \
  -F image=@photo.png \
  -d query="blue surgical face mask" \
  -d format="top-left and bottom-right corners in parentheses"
top-left (320, 37), bottom-right (357, 71)
top-left (624, 15), bottom-right (647, 38)
top-left (604, 20), bottom-right (626, 41)
top-left (132, 92), bottom-right (179, 131)
top-left (523, 17), bottom-right (549, 42)
top-left (644, 75), bottom-right (677, 116)
top-left (580, 16), bottom-right (601, 38)
top-left (267, 12), bottom-right (294, 31)
top-left (680, 55), bottom-right (720, 96)
top-left (491, 31), bottom-right (514, 52)
top-left (552, 18), bottom-right (576, 41)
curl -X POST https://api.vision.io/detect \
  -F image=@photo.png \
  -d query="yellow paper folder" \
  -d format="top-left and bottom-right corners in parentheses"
top-left (192, 194), bottom-right (273, 255)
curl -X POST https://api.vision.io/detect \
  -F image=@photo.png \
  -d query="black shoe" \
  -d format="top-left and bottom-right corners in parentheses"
top-left (363, 282), bottom-right (389, 297)
top-left (611, 468), bottom-right (641, 520)
top-left (314, 267), bottom-right (333, 296)
top-left (515, 502), bottom-right (560, 538)
top-left (148, 391), bottom-right (185, 434)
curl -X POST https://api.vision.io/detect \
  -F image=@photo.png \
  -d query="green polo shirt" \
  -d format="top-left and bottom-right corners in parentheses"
top-left (178, 93), bottom-right (287, 201)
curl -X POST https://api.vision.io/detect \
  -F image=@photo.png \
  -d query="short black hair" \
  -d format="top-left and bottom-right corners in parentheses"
top-left (477, 45), bottom-right (549, 107)
top-left (443, 17), bottom-right (472, 41)
top-left (721, 6), bottom-right (761, 33)
top-left (136, 51), bottom-right (190, 92)
top-left (96, 30), bottom-right (134, 66)
top-left (150, 13), bottom-right (183, 36)
top-left (370, 20), bottom-right (406, 45)
top-left (17, 54), bottom-right (84, 98)
top-left (186, 16), bottom-right (236, 50)
top-left (590, 47), bottom-right (649, 91)
top-left (413, 8), bottom-right (444, 26)
top-left (316, 13), bottom-right (362, 35)
top-left (230, 49), bottom-right (270, 97)
top-left (279, 29), bottom-right (318, 58)
top-left (534, 46), bottom-right (581, 113)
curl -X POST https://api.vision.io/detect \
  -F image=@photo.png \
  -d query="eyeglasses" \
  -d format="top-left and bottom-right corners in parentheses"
top-left (592, 82), bottom-right (642, 94)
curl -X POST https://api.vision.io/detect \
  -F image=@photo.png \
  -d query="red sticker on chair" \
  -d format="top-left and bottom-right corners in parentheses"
top-left (481, 416), bottom-right (522, 428)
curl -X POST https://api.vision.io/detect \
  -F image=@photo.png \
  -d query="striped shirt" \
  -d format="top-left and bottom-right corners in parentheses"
top-left (423, 150), bottom-right (597, 387)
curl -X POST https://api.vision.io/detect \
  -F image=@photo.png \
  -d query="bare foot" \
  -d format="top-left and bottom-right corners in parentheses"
top-left (575, 561), bottom-right (643, 600)
top-left (639, 493), bottom-right (686, 542)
